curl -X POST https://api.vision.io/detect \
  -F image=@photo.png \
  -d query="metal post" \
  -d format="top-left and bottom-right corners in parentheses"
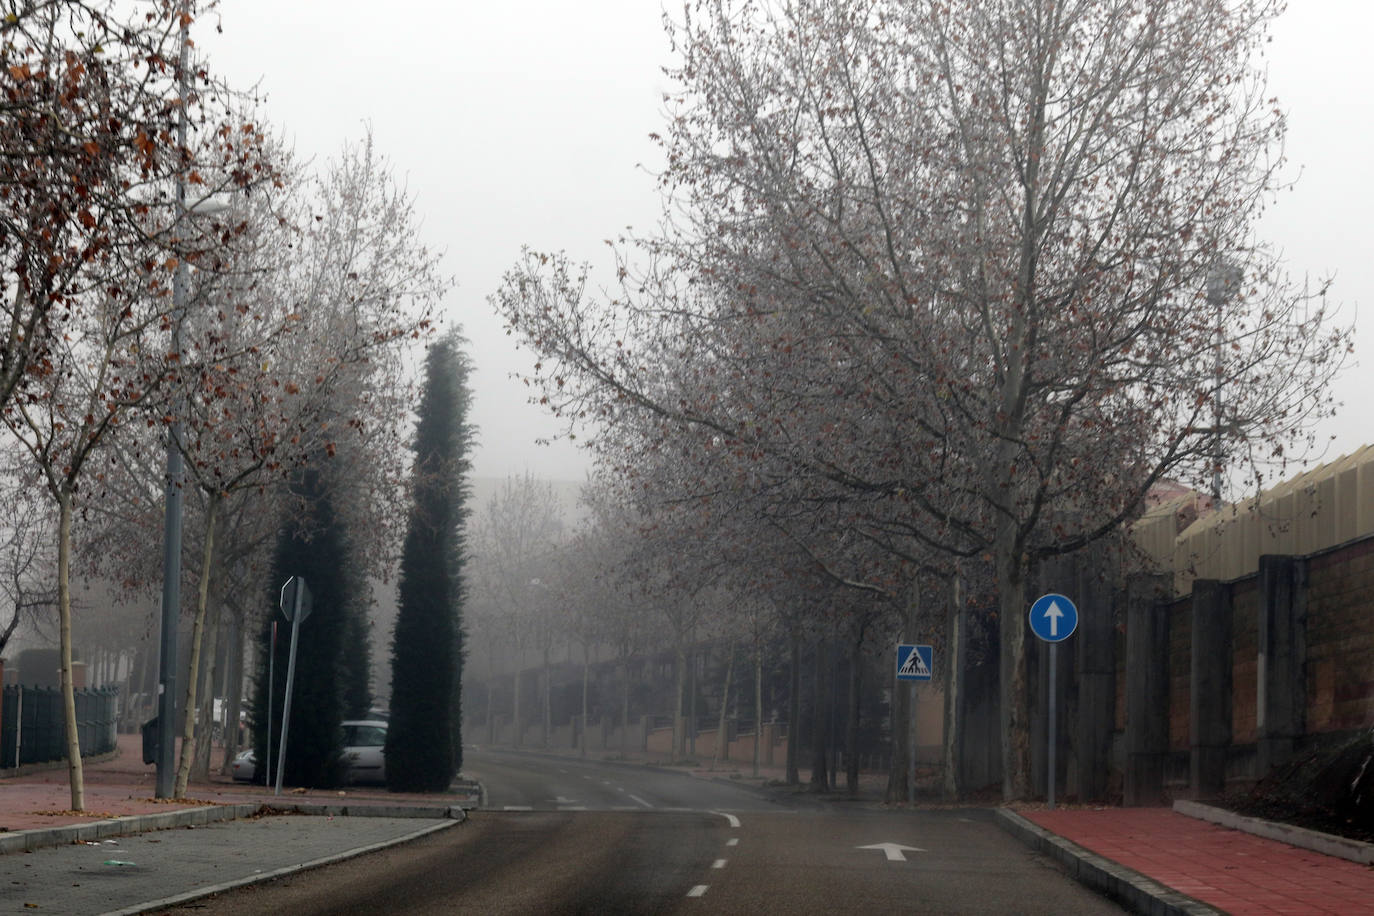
top-left (153, 0), bottom-right (193, 802)
top-left (274, 587), bottom-right (303, 796)
top-left (1048, 642), bottom-right (1057, 810)
top-left (907, 680), bottom-right (917, 804)
top-left (265, 621), bottom-right (275, 788)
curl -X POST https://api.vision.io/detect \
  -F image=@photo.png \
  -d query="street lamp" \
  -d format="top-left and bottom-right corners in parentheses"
top-left (154, 2), bottom-right (230, 797)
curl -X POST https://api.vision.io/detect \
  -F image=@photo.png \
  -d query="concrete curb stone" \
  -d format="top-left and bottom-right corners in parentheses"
top-left (995, 809), bottom-right (1220, 916)
top-left (100, 817), bottom-right (463, 916)
top-left (1173, 799), bottom-right (1374, 866)
top-left (0, 800), bottom-right (465, 856)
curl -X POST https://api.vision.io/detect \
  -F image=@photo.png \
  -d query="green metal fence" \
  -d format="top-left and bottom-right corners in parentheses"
top-left (1, 685), bottom-right (119, 768)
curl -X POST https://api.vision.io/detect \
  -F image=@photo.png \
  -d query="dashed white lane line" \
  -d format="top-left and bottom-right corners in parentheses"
top-left (687, 886), bottom-right (709, 898)
top-left (711, 812), bottom-right (742, 828)
top-left (727, 838), bottom-right (739, 847)
top-left (712, 859), bottom-right (726, 869)
top-left (627, 794), bottom-right (653, 808)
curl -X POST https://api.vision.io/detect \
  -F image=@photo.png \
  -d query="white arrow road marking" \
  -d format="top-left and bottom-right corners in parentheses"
top-left (1044, 600), bottom-right (1064, 637)
top-left (858, 842), bottom-right (926, 862)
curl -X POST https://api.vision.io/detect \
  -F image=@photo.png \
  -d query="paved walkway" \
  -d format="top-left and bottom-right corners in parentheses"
top-left (0, 811), bottom-right (454, 915)
top-left (1017, 807), bottom-right (1374, 915)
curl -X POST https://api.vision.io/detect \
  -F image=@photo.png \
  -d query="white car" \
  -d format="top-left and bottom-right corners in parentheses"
top-left (341, 719), bottom-right (387, 785)
top-left (231, 748), bottom-right (256, 782)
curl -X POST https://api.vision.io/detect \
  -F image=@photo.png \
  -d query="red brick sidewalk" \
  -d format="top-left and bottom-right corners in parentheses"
top-left (1025, 807), bottom-right (1374, 915)
top-left (0, 733), bottom-right (461, 832)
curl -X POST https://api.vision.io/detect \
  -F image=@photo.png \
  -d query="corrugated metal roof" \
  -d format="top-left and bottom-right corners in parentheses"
top-left (1152, 445), bottom-right (1374, 594)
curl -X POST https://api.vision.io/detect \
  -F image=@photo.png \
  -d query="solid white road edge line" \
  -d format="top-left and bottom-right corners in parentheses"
top-left (710, 811), bottom-right (742, 828)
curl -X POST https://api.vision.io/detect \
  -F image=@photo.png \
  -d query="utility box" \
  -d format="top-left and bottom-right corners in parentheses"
top-left (141, 717), bottom-right (158, 765)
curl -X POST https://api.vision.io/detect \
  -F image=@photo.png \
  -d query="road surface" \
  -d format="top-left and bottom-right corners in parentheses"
top-left (172, 748), bottom-right (1123, 915)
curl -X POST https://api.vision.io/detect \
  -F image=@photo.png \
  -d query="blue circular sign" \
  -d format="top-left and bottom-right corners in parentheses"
top-left (1028, 593), bottom-right (1078, 643)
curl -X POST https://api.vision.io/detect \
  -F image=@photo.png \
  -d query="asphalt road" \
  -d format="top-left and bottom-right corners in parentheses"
top-left (168, 750), bottom-right (1125, 915)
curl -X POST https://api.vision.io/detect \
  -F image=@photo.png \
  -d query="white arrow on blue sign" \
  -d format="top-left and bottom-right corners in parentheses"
top-left (896, 644), bottom-right (933, 681)
top-left (1028, 593), bottom-right (1078, 643)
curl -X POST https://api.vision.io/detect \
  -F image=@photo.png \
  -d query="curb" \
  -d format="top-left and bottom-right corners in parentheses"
top-left (1173, 799), bottom-right (1374, 866)
top-left (0, 800), bottom-right (465, 856)
top-left (995, 809), bottom-right (1220, 916)
top-left (103, 813), bottom-right (463, 916)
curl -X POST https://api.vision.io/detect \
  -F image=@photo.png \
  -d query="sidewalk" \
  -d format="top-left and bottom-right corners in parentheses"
top-left (0, 734), bottom-right (468, 915)
top-left (0, 733), bottom-right (476, 835)
top-left (1000, 804), bottom-right (1374, 915)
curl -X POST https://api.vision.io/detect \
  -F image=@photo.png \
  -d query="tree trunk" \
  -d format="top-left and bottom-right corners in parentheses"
top-left (541, 644), bottom-right (551, 748)
top-left (810, 641), bottom-right (828, 789)
top-left (713, 639), bottom-right (735, 768)
top-left (620, 655), bottom-right (630, 754)
top-left (191, 595), bottom-right (222, 780)
top-left (997, 525), bottom-right (1031, 801)
top-left (486, 674), bottom-right (495, 746)
top-left (786, 633), bottom-right (801, 785)
top-left (942, 573), bottom-right (965, 801)
top-left (846, 629), bottom-right (863, 795)
top-left (219, 614), bottom-right (244, 776)
top-left (175, 493), bottom-right (218, 798)
top-left (673, 641), bottom-right (686, 763)
top-left (56, 491), bottom-right (84, 811)
top-left (513, 663), bottom-right (523, 748)
top-left (753, 642), bottom-right (763, 778)
top-left (688, 641), bottom-right (697, 757)
top-left (580, 641), bottom-right (590, 758)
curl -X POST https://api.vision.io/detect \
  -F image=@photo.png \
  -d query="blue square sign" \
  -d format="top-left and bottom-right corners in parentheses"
top-left (896, 644), bottom-right (933, 681)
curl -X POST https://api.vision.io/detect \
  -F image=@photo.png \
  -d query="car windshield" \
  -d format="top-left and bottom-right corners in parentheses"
top-left (342, 724), bottom-right (386, 747)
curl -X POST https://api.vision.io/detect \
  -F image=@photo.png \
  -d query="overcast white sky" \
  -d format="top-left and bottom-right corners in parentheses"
top-left (202, 1), bottom-right (1374, 485)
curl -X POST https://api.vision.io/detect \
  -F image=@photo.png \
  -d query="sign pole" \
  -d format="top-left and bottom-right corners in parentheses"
top-left (908, 680), bottom-right (917, 804)
top-left (1048, 641), bottom-right (1057, 810)
top-left (274, 584), bottom-right (303, 797)
top-left (1028, 594), bottom-right (1078, 811)
top-left (895, 643), bottom-right (934, 803)
top-left (265, 621), bottom-right (275, 788)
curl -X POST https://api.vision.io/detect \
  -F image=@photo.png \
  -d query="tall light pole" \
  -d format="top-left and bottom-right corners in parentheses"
top-left (154, 3), bottom-right (228, 798)
top-left (153, 3), bottom-right (194, 801)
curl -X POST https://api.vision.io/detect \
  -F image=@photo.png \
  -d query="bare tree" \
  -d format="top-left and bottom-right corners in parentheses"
top-left (468, 475), bottom-right (566, 747)
top-left (496, 0), bottom-right (1351, 799)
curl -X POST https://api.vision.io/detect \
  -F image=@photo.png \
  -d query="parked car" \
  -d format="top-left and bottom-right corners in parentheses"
top-left (231, 748), bottom-right (256, 782)
top-left (341, 719), bottom-right (387, 785)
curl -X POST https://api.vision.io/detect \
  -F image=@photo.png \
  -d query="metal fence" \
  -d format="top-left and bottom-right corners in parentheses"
top-left (0, 685), bottom-right (119, 768)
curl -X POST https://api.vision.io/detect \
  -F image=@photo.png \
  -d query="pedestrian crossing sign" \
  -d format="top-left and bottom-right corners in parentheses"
top-left (896, 644), bottom-right (933, 681)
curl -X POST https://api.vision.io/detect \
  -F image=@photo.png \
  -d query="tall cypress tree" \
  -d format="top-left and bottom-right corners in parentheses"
top-left (386, 329), bottom-right (474, 791)
top-left (249, 470), bottom-right (351, 788)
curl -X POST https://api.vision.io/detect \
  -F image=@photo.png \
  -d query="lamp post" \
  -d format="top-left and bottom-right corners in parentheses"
top-left (154, 2), bottom-right (228, 797)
